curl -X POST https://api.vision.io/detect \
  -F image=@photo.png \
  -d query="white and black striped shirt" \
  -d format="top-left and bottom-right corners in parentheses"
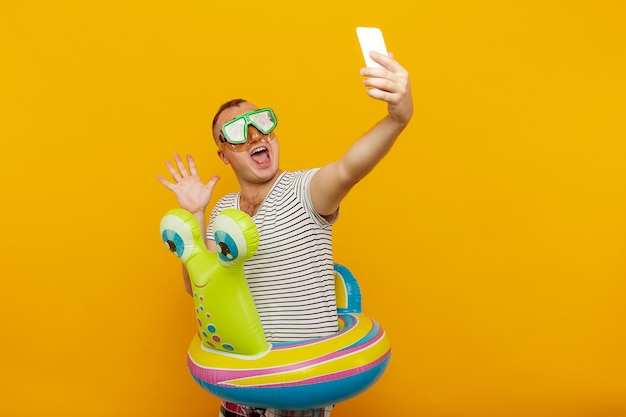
top-left (207, 170), bottom-right (339, 342)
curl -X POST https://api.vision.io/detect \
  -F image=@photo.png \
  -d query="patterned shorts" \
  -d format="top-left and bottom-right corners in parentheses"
top-left (218, 401), bottom-right (333, 417)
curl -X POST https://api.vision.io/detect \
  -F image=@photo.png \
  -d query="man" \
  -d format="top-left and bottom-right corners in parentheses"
top-left (158, 51), bottom-right (413, 417)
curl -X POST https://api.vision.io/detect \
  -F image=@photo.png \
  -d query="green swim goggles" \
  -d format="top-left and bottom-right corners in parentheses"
top-left (219, 108), bottom-right (278, 149)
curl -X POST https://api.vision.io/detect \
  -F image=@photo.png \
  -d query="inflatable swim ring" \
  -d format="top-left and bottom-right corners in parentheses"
top-left (160, 208), bottom-right (391, 409)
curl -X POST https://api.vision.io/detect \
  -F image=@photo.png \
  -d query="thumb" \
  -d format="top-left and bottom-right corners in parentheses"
top-left (206, 175), bottom-right (221, 190)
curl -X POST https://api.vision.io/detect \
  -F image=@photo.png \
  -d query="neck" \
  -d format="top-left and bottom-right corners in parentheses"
top-left (238, 170), bottom-right (282, 216)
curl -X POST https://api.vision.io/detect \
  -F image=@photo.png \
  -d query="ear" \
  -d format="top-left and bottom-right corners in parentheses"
top-left (217, 149), bottom-right (230, 165)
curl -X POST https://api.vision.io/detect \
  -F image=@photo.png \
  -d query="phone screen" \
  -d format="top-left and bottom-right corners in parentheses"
top-left (356, 27), bottom-right (388, 68)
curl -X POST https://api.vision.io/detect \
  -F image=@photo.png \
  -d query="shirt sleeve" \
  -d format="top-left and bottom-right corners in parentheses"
top-left (297, 168), bottom-right (339, 228)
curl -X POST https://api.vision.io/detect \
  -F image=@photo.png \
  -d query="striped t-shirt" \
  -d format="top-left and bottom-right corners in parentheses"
top-left (207, 169), bottom-right (339, 342)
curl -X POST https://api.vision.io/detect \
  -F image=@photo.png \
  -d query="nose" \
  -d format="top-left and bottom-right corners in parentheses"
top-left (247, 125), bottom-right (267, 144)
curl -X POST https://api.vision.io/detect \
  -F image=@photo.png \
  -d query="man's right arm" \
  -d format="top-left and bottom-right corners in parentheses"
top-left (157, 153), bottom-right (221, 296)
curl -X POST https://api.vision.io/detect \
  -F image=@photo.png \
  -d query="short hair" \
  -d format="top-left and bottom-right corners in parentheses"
top-left (212, 98), bottom-right (248, 131)
top-left (211, 98), bottom-right (249, 145)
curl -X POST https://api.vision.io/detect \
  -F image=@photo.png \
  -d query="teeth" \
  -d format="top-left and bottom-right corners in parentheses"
top-left (252, 147), bottom-right (267, 154)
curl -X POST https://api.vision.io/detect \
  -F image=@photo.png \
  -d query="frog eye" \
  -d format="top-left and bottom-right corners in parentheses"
top-left (213, 214), bottom-right (248, 265)
top-left (160, 213), bottom-right (194, 262)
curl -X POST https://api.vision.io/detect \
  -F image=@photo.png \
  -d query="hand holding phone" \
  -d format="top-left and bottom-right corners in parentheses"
top-left (356, 27), bottom-right (388, 68)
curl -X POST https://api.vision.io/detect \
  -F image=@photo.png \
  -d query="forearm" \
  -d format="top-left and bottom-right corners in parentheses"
top-left (311, 115), bottom-right (408, 215)
top-left (182, 265), bottom-right (192, 295)
top-left (192, 210), bottom-right (206, 235)
top-left (337, 114), bottom-right (408, 184)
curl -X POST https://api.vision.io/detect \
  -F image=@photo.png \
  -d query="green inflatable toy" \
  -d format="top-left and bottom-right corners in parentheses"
top-left (160, 208), bottom-right (270, 356)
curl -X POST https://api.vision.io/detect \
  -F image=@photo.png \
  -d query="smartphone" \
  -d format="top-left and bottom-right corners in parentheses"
top-left (356, 27), bottom-right (388, 68)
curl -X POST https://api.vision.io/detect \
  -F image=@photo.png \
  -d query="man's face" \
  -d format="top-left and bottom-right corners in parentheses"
top-left (214, 102), bottom-right (280, 184)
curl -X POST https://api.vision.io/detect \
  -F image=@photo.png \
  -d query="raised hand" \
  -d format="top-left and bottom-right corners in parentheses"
top-left (361, 51), bottom-right (414, 127)
top-left (157, 154), bottom-right (220, 215)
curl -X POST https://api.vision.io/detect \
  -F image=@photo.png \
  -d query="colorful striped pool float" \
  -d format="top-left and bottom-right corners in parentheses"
top-left (187, 265), bottom-right (391, 409)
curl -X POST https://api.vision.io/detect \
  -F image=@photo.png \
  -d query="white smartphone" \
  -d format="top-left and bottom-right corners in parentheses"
top-left (356, 27), bottom-right (388, 68)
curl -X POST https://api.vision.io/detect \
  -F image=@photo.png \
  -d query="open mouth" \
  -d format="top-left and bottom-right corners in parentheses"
top-left (250, 146), bottom-right (270, 164)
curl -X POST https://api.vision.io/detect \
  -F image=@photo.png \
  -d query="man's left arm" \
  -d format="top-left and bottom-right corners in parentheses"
top-left (310, 52), bottom-right (414, 217)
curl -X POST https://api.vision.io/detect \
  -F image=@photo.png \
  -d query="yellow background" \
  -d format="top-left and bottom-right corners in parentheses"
top-left (1, 1), bottom-right (625, 416)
